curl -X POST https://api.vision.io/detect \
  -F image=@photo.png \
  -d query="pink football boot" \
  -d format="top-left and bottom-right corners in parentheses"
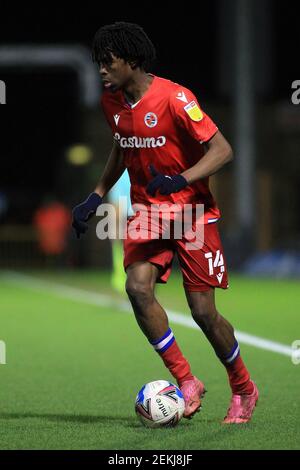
top-left (180, 376), bottom-right (206, 419)
top-left (223, 381), bottom-right (259, 424)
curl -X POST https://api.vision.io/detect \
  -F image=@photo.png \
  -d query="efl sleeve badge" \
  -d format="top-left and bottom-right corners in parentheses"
top-left (183, 101), bottom-right (203, 122)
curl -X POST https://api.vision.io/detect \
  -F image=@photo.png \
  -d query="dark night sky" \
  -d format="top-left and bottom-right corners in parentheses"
top-left (0, 1), bottom-right (298, 222)
top-left (0, 1), bottom-right (298, 97)
top-left (0, 3), bottom-right (217, 97)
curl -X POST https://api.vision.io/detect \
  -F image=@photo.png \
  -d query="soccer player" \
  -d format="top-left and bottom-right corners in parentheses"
top-left (72, 22), bottom-right (259, 423)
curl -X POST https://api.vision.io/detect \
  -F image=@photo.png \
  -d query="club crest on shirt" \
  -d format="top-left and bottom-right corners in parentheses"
top-left (144, 112), bottom-right (158, 128)
top-left (184, 101), bottom-right (203, 122)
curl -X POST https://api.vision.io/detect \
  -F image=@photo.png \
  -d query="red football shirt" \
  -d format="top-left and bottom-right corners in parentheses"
top-left (101, 75), bottom-right (220, 223)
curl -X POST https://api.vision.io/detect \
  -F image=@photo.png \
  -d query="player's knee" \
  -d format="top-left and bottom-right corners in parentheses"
top-left (186, 291), bottom-right (218, 331)
top-left (125, 279), bottom-right (154, 304)
top-left (190, 301), bottom-right (218, 331)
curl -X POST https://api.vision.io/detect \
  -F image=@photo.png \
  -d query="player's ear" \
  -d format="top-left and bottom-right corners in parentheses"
top-left (128, 60), bottom-right (138, 70)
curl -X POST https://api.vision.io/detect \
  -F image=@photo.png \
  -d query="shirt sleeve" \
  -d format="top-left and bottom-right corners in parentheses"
top-left (169, 87), bottom-right (218, 143)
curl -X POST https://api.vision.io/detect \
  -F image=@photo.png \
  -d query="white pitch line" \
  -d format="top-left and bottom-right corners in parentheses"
top-left (165, 309), bottom-right (293, 357)
top-left (1, 271), bottom-right (294, 358)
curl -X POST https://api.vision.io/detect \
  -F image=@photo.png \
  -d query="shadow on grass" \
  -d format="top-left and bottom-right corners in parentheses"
top-left (0, 412), bottom-right (139, 427)
top-left (0, 413), bottom-right (250, 438)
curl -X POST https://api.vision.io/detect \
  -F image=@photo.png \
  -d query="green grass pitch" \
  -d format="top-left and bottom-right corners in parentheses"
top-left (0, 270), bottom-right (299, 450)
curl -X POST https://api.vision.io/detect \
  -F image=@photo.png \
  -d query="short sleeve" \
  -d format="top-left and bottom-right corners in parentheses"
top-left (169, 87), bottom-right (218, 144)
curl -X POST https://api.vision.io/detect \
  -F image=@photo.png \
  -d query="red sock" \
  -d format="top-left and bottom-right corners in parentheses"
top-left (225, 356), bottom-right (254, 395)
top-left (159, 341), bottom-right (194, 387)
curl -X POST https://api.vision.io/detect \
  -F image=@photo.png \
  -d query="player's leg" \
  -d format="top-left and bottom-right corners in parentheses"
top-left (126, 261), bottom-right (167, 338)
top-left (124, 209), bottom-right (205, 418)
top-left (125, 261), bottom-right (194, 384)
top-left (185, 288), bottom-right (253, 391)
top-left (185, 288), bottom-right (258, 423)
top-left (177, 220), bottom-right (258, 423)
top-left (125, 261), bottom-right (205, 417)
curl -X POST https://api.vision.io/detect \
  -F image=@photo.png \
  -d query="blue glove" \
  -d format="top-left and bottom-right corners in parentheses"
top-left (72, 192), bottom-right (102, 239)
top-left (146, 165), bottom-right (188, 196)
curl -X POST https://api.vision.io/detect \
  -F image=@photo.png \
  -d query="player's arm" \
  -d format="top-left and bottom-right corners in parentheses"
top-left (181, 130), bottom-right (233, 184)
top-left (147, 131), bottom-right (232, 196)
top-left (94, 139), bottom-right (125, 197)
top-left (72, 140), bottom-right (125, 238)
top-left (147, 90), bottom-right (233, 196)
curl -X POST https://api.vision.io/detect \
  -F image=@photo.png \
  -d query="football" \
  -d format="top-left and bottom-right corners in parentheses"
top-left (135, 380), bottom-right (185, 428)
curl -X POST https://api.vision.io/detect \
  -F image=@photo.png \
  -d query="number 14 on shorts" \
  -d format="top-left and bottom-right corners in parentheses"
top-left (205, 250), bottom-right (225, 284)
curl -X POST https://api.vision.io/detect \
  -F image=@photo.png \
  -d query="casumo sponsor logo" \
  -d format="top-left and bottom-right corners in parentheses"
top-left (114, 132), bottom-right (166, 149)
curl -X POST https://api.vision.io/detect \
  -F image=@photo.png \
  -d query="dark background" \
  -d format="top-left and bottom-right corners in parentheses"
top-left (0, 1), bottom-right (296, 97)
top-left (0, 0), bottom-right (299, 268)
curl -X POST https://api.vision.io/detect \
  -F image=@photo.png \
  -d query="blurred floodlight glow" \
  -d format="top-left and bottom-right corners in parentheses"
top-left (66, 144), bottom-right (92, 166)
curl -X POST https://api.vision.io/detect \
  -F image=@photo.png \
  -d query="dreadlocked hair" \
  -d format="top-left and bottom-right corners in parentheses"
top-left (92, 22), bottom-right (156, 71)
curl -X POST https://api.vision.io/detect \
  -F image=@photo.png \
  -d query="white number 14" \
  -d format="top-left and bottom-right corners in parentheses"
top-left (205, 250), bottom-right (225, 284)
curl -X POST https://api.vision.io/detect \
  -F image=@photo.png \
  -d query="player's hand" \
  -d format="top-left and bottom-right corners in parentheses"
top-left (72, 193), bottom-right (102, 239)
top-left (146, 165), bottom-right (188, 196)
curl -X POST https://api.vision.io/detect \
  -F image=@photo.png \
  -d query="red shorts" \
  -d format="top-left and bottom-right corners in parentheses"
top-left (123, 213), bottom-right (229, 292)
